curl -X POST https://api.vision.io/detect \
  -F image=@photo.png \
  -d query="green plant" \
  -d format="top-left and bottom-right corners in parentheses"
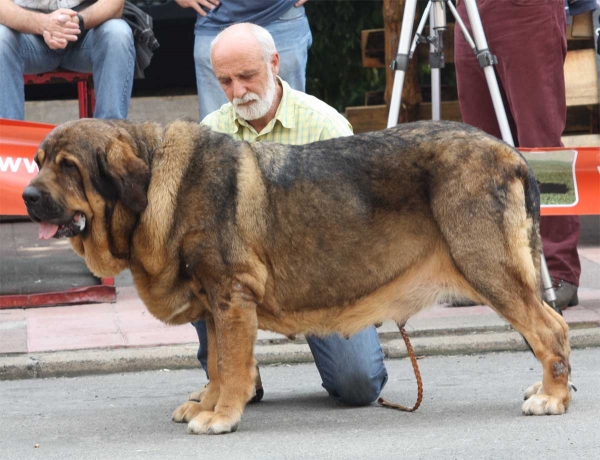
top-left (305, 1), bottom-right (385, 112)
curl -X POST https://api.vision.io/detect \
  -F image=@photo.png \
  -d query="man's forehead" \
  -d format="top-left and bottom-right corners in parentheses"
top-left (213, 53), bottom-right (265, 78)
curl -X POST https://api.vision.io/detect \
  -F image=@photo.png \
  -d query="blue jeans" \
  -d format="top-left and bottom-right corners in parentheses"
top-left (0, 19), bottom-right (135, 120)
top-left (192, 320), bottom-right (388, 406)
top-left (193, 6), bottom-right (313, 119)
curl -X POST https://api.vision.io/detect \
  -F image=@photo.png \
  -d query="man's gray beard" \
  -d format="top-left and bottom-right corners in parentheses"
top-left (233, 69), bottom-right (277, 121)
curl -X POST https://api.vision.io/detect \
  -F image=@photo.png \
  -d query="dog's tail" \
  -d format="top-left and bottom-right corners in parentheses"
top-left (522, 161), bottom-right (543, 302)
top-left (523, 163), bottom-right (541, 227)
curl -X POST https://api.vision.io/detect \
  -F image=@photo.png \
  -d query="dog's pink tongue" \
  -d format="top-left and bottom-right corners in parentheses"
top-left (39, 222), bottom-right (59, 240)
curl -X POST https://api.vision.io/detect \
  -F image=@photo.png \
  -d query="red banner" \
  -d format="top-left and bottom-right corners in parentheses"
top-left (0, 119), bottom-right (53, 216)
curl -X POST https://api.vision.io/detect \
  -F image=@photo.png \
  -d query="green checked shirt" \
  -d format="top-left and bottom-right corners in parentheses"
top-left (201, 77), bottom-right (353, 144)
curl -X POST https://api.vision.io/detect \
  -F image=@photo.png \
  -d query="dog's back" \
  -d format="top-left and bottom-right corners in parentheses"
top-left (239, 121), bottom-right (541, 315)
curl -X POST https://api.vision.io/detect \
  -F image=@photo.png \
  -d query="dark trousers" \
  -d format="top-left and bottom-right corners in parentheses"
top-left (454, 0), bottom-right (581, 286)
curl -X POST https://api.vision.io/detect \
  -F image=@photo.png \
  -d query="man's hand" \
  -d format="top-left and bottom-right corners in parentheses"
top-left (294, 0), bottom-right (309, 6)
top-left (175, 0), bottom-right (220, 17)
top-left (39, 8), bottom-right (79, 50)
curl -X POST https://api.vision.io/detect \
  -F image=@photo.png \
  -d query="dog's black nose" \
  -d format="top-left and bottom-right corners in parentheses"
top-left (22, 186), bottom-right (42, 205)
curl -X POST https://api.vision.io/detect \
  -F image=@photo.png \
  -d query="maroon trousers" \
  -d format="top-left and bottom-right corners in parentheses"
top-left (454, 0), bottom-right (581, 286)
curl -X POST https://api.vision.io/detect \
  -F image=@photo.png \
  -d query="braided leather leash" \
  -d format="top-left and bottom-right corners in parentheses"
top-left (377, 324), bottom-right (423, 412)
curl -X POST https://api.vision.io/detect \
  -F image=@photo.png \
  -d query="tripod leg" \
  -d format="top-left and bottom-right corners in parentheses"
top-left (387, 0), bottom-right (421, 128)
top-left (430, 0), bottom-right (447, 121)
top-left (431, 69), bottom-right (441, 121)
top-left (459, 0), bottom-right (514, 146)
top-left (541, 255), bottom-right (560, 315)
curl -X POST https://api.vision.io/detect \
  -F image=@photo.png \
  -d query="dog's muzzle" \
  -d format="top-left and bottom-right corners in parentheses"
top-left (22, 185), bottom-right (87, 240)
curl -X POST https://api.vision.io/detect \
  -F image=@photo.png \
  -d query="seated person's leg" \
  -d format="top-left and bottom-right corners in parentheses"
top-left (61, 19), bottom-right (135, 119)
top-left (0, 26), bottom-right (60, 120)
top-left (307, 326), bottom-right (387, 406)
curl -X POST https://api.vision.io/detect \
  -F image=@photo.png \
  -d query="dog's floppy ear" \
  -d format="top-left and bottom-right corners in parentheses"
top-left (100, 135), bottom-right (150, 213)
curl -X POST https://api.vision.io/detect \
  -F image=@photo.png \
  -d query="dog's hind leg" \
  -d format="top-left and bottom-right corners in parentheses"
top-left (433, 171), bottom-right (571, 415)
top-left (493, 295), bottom-right (570, 415)
top-left (453, 251), bottom-right (571, 414)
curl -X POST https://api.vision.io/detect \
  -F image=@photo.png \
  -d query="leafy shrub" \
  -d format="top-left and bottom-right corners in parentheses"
top-left (305, 1), bottom-right (385, 112)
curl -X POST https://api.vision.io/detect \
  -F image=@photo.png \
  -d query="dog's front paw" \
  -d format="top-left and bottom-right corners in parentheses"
top-left (172, 401), bottom-right (208, 423)
top-left (187, 410), bottom-right (240, 435)
top-left (522, 393), bottom-right (566, 415)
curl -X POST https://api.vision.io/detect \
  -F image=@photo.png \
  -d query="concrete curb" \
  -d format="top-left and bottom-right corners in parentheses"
top-left (2, 327), bottom-right (599, 381)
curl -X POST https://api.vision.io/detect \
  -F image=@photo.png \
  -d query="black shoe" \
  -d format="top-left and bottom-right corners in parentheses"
top-left (544, 278), bottom-right (578, 310)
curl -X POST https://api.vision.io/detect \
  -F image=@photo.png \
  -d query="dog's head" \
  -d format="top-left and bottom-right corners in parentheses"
top-left (22, 119), bottom-right (155, 277)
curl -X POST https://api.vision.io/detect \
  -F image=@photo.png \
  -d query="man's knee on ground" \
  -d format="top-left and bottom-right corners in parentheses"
top-left (324, 367), bottom-right (388, 407)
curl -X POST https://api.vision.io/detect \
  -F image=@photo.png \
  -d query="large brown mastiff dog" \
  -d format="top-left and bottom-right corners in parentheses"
top-left (23, 119), bottom-right (572, 434)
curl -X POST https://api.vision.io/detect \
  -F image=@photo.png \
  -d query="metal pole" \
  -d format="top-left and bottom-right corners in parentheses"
top-left (462, 0), bottom-right (514, 146)
top-left (387, 0), bottom-right (420, 128)
top-left (430, 0), bottom-right (447, 121)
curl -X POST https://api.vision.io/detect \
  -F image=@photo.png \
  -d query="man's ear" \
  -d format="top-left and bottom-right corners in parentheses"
top-left (271, 51), bottom-right (280, 77)
top-left (103, 136), bottom-right (150, 213)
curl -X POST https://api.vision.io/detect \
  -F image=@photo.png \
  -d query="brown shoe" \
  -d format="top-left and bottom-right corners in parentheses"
top-left (189, 366), bottom-right (264, 404)
top-left (544, 278), bottom-right (578, 310)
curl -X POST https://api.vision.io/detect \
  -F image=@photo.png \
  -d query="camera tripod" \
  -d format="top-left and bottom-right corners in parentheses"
top-left (386, 0), bottom-right (560, 312)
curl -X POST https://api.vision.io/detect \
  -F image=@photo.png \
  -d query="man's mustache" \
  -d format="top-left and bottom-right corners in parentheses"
top-left (233, 92), bottom-right (260, 106)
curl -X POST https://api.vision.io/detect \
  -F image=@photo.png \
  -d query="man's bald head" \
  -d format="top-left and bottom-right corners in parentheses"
top-left (210, 23), bottom-right (277, 67)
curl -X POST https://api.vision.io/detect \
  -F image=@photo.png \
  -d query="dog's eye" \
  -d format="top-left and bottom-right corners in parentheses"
top-left (62, 159), bottom-right (77, 170)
